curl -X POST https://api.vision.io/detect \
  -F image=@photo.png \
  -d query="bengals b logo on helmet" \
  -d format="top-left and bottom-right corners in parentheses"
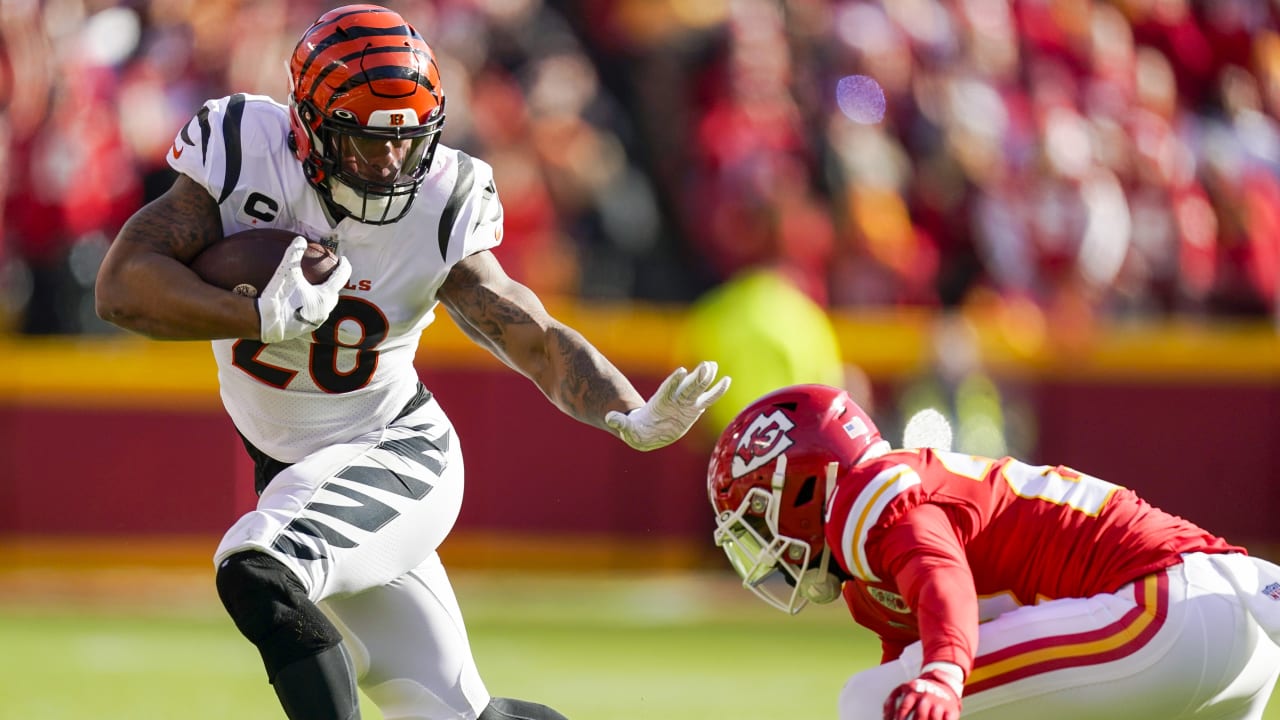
top-left (731, 410), bottom-right (796, 478)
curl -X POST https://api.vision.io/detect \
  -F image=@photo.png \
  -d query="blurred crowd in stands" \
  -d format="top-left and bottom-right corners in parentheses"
top-left (3, 0), bottom-right (1280, 335)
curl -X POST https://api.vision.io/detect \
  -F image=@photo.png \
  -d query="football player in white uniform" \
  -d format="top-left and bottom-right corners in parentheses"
top-left (94, 5), bottom-right (729, 720)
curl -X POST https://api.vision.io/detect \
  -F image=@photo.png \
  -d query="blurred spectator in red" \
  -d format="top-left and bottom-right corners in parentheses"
top-left (681, 0), bottom-right (836, 305)
top-left (5, 4), bottom-right (142, 334)
top-left (5, 0), bottom-right (1280, 335)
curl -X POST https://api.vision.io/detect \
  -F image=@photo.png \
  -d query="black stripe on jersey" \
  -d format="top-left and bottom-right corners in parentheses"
top-left (380, 432), bottom-right (449, 477)
top-left (325, 64), bottom-right (433, 109)
top-left (197, 105), bottom-right (212, 163)
top-left (272, 534), bottom-right (325, 561)
top-left (177, 106), bottom-right (213, 164)
top-left (272, 517), bottom-right (356, 560)
top-left (438, 153), bottom-right (475, 260)
top-left (217, 94), bottom-right (246, 205)
top-left (471, 179), bottom-right (498, 239)
top-left (179, 105), bottom-right (213, 163)
top-left (308, 46), bottom-right (435, 100)
top-left (296, 22), bottom-right (413, 90)
top-left (337, 463), bottom-right (434, 499)
top-left (307, 483), bottom-right (401, 534)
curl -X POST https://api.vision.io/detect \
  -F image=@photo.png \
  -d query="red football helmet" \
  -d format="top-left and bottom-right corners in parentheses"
top-left (706, 384), bottom-right (886, 613)
top-left (288, 4), bottom-right (446, 224)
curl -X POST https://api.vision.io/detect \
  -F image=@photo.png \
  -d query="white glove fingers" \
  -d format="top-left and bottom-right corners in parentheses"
top-left (675, 361), bottom-right (707, 396)
top-left (281, 237), bottom-right (311, 284)
top-left (609, 360), bottom-right (730, 452)
top-left (282, 236), bottom-right (309, 266)
top-left (656, 366), bottom-right (689, 402)
top-left (677, 360), bottom-right (720, 401)
top-left (696, 376), bottom-right (731, 408)
top-left (258, 237), bottom-right (350, 343)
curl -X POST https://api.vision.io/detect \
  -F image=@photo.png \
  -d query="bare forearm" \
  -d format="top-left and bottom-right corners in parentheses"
top-left (451, 310), bottom-right (641, 428)
top-left (95, 174), bottom-right (258, 340)
top-left (538, 323), bottom-right (645, 429)
top-left (439, 251), bottom-right (644, 431)
top-left (96, 250), bottom-right (259, 340)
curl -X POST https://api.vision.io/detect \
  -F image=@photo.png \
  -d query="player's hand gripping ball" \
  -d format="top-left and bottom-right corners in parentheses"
top-left (190, 227), bottom-right (339, 298)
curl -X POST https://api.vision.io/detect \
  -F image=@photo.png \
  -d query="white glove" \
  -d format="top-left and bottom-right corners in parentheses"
top-left (885, 662), bottom-right (964, 720)
top-left (257, 236), bottom-right (352, 344)
top-left (605, 361), bottom-right (731, 451)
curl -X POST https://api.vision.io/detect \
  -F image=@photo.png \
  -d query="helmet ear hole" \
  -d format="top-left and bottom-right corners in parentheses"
top-left (794, 476), bottom-right (818, 507)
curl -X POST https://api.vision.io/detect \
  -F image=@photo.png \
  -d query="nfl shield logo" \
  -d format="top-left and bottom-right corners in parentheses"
top-left (1263, 582), bottom-right (1280, 601)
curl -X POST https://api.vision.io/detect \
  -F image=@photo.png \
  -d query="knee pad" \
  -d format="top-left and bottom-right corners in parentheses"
top-left (478, 697), bottom-right (569, 720)
top-left (215, 550), bottom-right (344, 679)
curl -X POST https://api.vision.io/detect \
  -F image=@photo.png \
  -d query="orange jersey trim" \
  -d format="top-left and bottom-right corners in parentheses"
top-left (965, 572), bottom-right (1168, 694)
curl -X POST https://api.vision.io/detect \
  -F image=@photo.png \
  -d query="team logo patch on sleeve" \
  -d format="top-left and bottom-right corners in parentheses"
top-left (1263, 582), bottom-right (1280, 601)
top-left (868, 586), bottom-right (910, 614)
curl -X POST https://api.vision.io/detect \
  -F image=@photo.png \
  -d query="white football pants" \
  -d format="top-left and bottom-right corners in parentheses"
top-left (214, 395), bottom-right (491, 719)
top-left (839, 552), bottom-right (1280, 720)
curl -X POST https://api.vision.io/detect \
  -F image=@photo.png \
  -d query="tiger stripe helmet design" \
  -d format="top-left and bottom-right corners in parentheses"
top-left (289, 4), bottom-right (446, 224)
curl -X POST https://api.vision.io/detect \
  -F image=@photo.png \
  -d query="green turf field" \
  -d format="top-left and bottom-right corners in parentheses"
top-left (1, 569), bottom-right (1277, 719)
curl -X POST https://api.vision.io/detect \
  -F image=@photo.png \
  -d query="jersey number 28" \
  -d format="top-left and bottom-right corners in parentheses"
top-left (233, 297), bottom-right (389, 393)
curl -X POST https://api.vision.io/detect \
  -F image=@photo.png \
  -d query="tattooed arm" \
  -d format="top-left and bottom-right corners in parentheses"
top-left (438, 249), bottom-right (646, 431)
top-left (96, 174), bottom-right (260, 340)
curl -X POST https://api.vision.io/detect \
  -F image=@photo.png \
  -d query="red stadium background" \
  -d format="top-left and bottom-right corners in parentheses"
top-left (3, 307), bottom-right (1277, 570)
top-left (3, 0), bottom-right (1280, 571)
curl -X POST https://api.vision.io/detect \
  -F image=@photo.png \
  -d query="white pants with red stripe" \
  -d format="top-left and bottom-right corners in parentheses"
top-left (839, 552), bottom-right (1280, 720)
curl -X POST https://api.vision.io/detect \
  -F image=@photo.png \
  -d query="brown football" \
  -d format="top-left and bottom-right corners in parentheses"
top-left (190, 227), bottom-right (338, 298)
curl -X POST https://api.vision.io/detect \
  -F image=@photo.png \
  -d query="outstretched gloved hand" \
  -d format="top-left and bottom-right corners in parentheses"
top-left (258, 236), bottom-right (352, 344)
top-left (884, 664), bottom-right (964, 720)
top-left (605, 361), bottom-right (730, 451)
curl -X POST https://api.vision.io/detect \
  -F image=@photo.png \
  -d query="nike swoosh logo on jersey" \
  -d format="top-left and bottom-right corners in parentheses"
top-left (171, 143), bottom-right (184, 159)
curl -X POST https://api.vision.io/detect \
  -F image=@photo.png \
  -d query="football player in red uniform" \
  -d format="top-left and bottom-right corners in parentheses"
top-left (708, 384), bottom-right (1280, 720)
top-left (95, 5), bottom-right (728, 720)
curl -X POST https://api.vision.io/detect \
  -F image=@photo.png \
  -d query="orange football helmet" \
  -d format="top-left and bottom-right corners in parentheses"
top-left (706, 384), bottom-right (887, 613)
top-left (288, 4), bottom-right (446, 224)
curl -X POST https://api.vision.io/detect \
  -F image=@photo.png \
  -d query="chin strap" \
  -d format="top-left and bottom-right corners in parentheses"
top-left (798, 548), bottom-right (841, 604)
top-left (798, 461), bottom-right (844, 604)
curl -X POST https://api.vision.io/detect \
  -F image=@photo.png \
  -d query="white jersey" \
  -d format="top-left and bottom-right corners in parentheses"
top-left (168, 93), bottom-right (503, 463)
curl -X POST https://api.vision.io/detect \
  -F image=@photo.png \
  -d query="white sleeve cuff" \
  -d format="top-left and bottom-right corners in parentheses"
top-left (920, 660), bottom-right (965, 697)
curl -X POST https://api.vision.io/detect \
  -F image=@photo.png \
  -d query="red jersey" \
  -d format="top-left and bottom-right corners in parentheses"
top-left (824, 448), bottom-right (1242, 672)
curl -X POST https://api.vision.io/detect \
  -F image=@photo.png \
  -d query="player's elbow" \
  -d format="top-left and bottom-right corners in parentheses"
top-left (94, 273), bottom-right (125, 324)
top-left (94, 262), bottom-right (150, 333)
top-left (94, 286), bottom-right (141, 332)
top-left (94, 260), bottom-right (124, 313)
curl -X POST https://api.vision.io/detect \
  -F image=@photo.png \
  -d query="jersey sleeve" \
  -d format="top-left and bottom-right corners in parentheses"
top-left (167, 94), bottom-right (284, 207)
top-left (827, 456), bottom-right (927, 583)
top-left (872, 503), bottom-right (980, 675)
top-left (437, 153), bottom-right (504, 263)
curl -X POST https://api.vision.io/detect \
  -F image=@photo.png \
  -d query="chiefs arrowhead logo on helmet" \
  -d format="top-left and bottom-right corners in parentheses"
top-left (731, 410), bottom-right (796, 478)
